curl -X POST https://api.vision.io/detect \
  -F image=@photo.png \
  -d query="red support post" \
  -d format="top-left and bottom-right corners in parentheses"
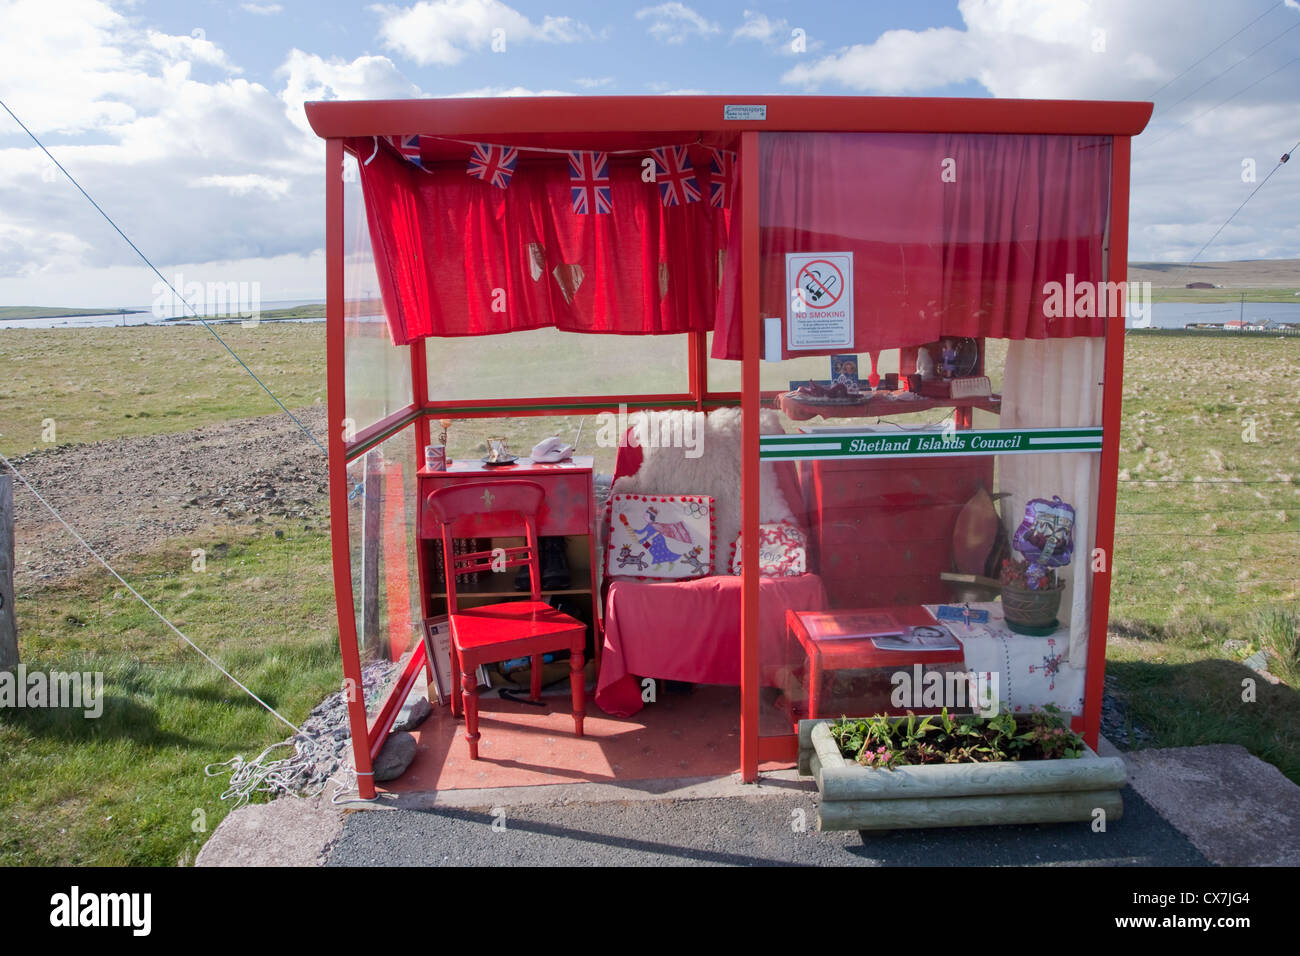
top-left (739, 130), bottom-right (761, 783)
top-left (326, 137), bottom-right (377, 799)
top-left (1082, 135), bottom-right (1132, 752)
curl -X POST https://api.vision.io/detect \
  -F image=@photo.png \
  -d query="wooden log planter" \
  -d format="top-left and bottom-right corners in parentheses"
top-left (798, 719), bottom-right (1126, 832)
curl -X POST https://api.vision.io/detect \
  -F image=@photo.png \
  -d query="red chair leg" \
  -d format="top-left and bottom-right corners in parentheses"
top-left (570, 646), bottom-right (585, 737)
top-left (449, 641), bottom-right (463, 718)
top-left (462, 669), bottom-right (480, 759)
top-left (530, 654), bottom-right (543, 702)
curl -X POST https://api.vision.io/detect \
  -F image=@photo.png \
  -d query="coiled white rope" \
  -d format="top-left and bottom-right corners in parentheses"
top-left (205, 735), bottom-right (358, 807)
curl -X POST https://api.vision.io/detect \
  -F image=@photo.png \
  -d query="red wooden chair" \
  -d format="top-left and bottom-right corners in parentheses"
top-left (424, 479), bottom-right (586, 759)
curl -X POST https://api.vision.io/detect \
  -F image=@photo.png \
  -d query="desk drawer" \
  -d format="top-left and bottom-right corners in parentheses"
top-left (420, 474), bottom-right (593, 538)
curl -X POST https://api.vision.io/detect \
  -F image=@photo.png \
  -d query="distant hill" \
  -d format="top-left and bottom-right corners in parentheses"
top-left (1128, 258), bottom-right (1300, 289)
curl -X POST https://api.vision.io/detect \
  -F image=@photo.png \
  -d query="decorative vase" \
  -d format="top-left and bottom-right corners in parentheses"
top-left (1000, 579), bottom-right (1065, 631)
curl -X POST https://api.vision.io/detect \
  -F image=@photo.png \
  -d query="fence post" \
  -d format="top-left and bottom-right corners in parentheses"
top-left (0, 474), bottom-right (18, 671)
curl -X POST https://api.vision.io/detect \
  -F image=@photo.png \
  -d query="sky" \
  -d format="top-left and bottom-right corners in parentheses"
top-left (0, 0), bottom-right (1297, 306)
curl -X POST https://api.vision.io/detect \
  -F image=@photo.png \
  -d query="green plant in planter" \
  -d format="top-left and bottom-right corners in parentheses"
top-left (827, 705), bottom-right (1084, 768)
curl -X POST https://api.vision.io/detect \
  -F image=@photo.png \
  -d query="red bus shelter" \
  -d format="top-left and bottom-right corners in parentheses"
top-left (306, 95), bottom-right (1152, 801)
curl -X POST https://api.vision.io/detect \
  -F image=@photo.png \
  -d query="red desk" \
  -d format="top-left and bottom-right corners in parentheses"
top-left (786, 606), bottom-right (966, 719)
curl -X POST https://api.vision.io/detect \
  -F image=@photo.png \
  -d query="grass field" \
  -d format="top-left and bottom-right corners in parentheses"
top-left (0, 322), bottom-right (1297, 865)
top-left (0, 324), bottom-right (327, 456)
top-left (1148, 287), bottom-right (1300, 304)
top-left (0, 524), bottom-right (339, 866)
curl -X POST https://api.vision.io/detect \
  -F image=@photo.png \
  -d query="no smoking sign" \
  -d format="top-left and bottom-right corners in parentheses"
top-left (786, 251), bottom-right (854, 350)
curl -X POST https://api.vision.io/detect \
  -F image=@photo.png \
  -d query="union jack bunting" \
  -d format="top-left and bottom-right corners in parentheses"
top-left (389, 135), bottom-right (427, 170)
top-left (466, 143), bottom-right (519, 189)
top-left (651, 146), bottom-right (701, 206)
top-left (567, 150), bottom-right (612, 214)
top-left (708, 148), bottom-right (736, 209)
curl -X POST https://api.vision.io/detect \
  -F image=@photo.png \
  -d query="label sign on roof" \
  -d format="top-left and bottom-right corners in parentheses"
top-left (723, 104), bottom-right (767, 121)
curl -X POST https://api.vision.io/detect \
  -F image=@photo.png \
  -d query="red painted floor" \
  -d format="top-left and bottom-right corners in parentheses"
top-left (380, 684), bottom-right (791, 793)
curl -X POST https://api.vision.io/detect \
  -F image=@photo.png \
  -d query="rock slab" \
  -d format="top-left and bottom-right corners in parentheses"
top-left (1122, 744), bottom-right (1300, 866)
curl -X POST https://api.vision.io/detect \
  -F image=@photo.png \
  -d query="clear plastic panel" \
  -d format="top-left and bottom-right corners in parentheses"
top-left (346, 425), bottom-right (422, 686)
top-left (425, 327), bottom-right (689, 403)
top-left (345, 152), bottom-right (413, 432)
top-left (755, 131), bottom-right (1111, 736)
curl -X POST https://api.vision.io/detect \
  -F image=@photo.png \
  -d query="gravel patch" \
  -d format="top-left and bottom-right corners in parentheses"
top-left (4, 405), bottom-right (329, 588)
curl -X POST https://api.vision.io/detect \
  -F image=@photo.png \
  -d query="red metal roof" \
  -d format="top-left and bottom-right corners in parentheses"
top-left (304, 95), bottom-right (1152, 140)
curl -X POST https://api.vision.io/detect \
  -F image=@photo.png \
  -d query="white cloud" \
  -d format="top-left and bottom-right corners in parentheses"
top-left (575, 76), bottom-right (614, 89)
top-left (781, 0), bottom-right (1179, 97)
top-left (0, 0), bottom-right (425, 293)
top-left (277, 49), bottom-right (422, 137)
top-left (146, 29), bottom-right (243, 73)
top-left (240, 2), bottom-right (283, 13)
top-left (372, 0), bottom-right (594, 66)
top-left (733, 10), bottom-right (782, 43)
top-left (635, 3), bottom-right (719, 45)
top-left (782, 27), bottom-right (975, 94)
top-left (445, 86), bottom-right (571, 97)
top-left (196, 173), bottom-right (291, 198)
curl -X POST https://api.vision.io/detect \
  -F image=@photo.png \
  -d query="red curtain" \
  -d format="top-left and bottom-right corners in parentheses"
top-left (712, 132), bottom-right (1113, 360)
top-left (350, 138), bottom-right (730, 345)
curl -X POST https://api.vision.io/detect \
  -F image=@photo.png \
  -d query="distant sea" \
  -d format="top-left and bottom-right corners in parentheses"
top-left (3, 300), bottom-right (1299, 331)
top-left (0, 299), bottom-right (327, 330)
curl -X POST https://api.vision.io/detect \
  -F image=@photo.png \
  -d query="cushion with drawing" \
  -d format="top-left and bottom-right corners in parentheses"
top-left (606, 493), bottom-right (715, 580)
top-left (729, 520), bottom-right (808, 577)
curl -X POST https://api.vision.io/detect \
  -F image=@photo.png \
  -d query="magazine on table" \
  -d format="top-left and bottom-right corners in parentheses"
top-left (870, 624), bottom-right (961, 653)
top-left (801, 611), bottom-right (906, 642)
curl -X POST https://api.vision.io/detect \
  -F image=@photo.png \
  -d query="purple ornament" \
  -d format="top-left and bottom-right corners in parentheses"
top-left (1012, 496), bottom-right (1076, 572)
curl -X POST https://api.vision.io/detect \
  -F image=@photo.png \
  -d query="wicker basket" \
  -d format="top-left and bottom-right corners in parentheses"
top-left (1001, 580), bottom-right (1065, 630)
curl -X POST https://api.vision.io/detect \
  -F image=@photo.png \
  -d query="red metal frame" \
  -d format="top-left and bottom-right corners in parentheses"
top-left (314, 95), bottom-right (1151, 796)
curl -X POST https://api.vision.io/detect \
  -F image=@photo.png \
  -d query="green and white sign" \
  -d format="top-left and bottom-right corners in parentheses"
top-left (759, 427), bottom-right (1103, 461)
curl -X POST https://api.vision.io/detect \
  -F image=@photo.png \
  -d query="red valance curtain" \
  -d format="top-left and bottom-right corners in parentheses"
top-left (712, 132), bottom-right (1113, 360)
top-left (349, 137), bottom-right (731, 345)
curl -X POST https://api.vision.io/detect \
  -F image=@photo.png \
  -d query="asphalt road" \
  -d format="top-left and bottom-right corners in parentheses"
top-left (326, 785), bottom-right (1208, 867)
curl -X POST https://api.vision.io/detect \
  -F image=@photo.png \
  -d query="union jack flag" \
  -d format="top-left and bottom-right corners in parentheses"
top-left (466, 143), bottom-right (519, 189)
top-left (651, 146), bottom-right (700, 206)
top-left (389, 135), bottom-right (427, 170)
top-left (708, 148), bottom-right (735, 208)
top-left (567, 150), bottom-right (612, 214)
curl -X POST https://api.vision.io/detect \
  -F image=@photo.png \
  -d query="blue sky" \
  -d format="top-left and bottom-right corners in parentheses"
top-left (1, 0), bottom-right (1297, 305)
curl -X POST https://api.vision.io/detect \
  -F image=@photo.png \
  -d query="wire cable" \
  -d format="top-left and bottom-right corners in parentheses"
top-left (0, 97), bottom-right (326, 458)
top-left (1148, 1), bottom-right (1286, 99)
top-left (1179, 138), bottom-right (1299, 270)
top-left (0, 450), bottom-right (359, 802)
top-left (1155, 14), bottom-right (1300, 116)
top-left (1144, 53), bottom-right (1300, 148)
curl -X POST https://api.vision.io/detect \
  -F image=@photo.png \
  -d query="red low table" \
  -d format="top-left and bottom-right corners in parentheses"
top-left (786, 606), bottom-right (966, 719)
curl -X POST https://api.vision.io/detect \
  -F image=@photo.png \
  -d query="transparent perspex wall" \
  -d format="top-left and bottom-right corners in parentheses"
top-left (754, 131), bottom-right (1112, 734)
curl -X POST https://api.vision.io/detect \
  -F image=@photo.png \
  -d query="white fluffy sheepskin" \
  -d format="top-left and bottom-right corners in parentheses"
top-left (610, 407), bottom-right (795, 574)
